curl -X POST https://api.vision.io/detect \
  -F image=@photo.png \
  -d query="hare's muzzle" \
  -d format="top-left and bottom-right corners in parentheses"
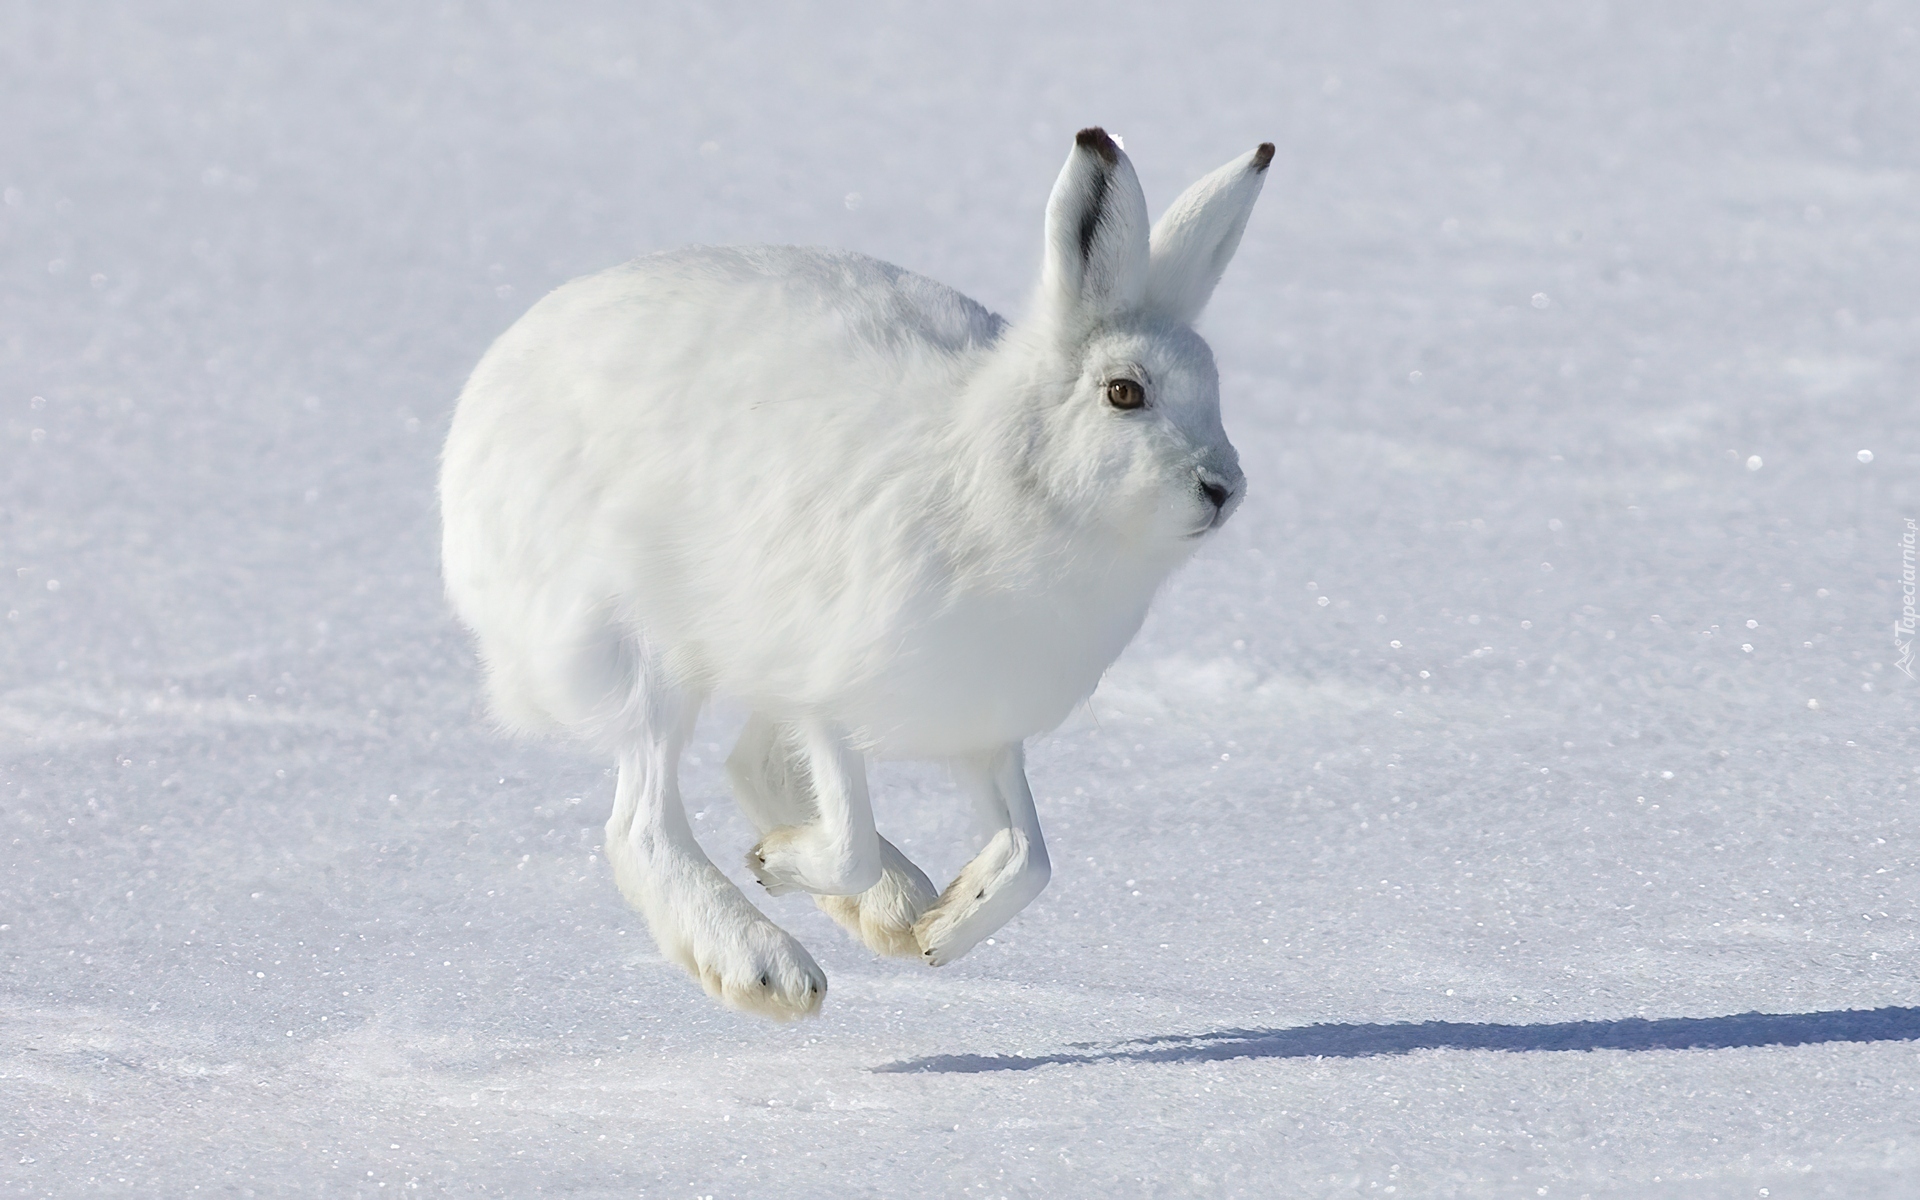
top-left (1194, 468), bottom-right (1242, 533)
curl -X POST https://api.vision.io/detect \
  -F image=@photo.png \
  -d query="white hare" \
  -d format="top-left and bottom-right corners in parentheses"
top-left (440, 128), bottom-right (1270, 1019)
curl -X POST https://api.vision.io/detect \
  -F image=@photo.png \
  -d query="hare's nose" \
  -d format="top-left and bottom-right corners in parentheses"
top-left (1199, 478), bottom-right (1231, 510)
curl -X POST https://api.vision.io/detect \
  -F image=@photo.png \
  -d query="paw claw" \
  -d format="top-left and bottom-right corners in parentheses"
top-left (745, 846), bottom-right (800, 896)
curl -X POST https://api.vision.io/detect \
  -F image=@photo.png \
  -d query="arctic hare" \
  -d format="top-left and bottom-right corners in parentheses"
top-left (440, 128), bottom-right (1269, 1019)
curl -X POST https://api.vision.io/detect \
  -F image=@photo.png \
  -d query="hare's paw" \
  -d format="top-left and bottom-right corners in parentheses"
top-left (743, 832), bottom-right (801, 897)
top-left (814, 838), bottom-right (938, 959)
top-left (912, 828), bottom-right (1049, 967)
top-left (661, 907), bottom-right (827, 1021)
top-left (642, 867), bottom-right (827, 1019)
top-left (747, 824), bottom-right (881, 898)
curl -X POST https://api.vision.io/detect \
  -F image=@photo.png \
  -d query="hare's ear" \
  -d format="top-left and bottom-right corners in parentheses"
top-left (1038, 128), bottom-right (1151, 326)
top-left (1144, 143), bottom-right (1273, 325)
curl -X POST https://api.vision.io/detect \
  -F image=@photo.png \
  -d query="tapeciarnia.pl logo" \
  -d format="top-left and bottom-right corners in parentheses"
top-left (1898, 517), bottom-right (1917, 679)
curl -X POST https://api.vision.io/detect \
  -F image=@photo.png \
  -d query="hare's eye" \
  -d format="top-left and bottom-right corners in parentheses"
top-left (1105, 378), bottom-right (1146, 410)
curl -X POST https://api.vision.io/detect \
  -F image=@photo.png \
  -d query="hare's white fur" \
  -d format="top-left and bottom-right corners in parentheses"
top-left (441, 129), bottom-right (1270, 1019)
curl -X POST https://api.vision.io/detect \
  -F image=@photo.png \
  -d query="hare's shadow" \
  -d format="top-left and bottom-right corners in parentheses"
top-left (873, 1006), bottom-right (1920, 1073)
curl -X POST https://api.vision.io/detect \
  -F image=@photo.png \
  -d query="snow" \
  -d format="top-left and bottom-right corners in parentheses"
top-left (3, 1), bottom-right (1918, 1195)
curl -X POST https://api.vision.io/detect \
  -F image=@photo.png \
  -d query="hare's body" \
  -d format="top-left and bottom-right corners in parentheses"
top-left (442, 130), bottom-right (1271, 1018)
top-left (444, 247), bottom-right (1166, 759)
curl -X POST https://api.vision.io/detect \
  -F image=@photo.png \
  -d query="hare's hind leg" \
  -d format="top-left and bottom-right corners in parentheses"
top-left (604, 694), bottom-right (825, 1020)
top-left (727, 714), bottom-right (937, 959)
top-left (913, 743), bottom-right (1052, 967)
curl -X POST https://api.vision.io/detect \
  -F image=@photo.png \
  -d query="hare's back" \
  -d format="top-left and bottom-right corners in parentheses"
top-left (460, 245), bottom-right (1002, 440)
top-left (586, 245), bottom-right (1001, 369)
top-left (668, 245), bottom-right (1005, 356)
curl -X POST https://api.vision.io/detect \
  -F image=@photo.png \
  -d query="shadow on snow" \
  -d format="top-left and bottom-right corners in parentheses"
top-left (873, 1006), bottom-right (1920, 1074)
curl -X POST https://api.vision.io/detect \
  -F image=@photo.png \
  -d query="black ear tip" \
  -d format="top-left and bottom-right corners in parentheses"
top-left (1075, 127), bottom-right (1120, 165)
top-left (1252, 143), bottom-right (1275, 172)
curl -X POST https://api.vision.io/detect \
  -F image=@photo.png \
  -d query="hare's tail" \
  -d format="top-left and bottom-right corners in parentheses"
top-left (463, 585), bottom-right (661, 753)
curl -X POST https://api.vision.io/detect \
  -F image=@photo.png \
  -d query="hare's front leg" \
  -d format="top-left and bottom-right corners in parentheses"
top-left (738, 718), bottom-right (886, 898)
top-left (603, 697), bottom-right (825, 1020)
top-left (913, 744), bottom-right (1052, 967)
top-left (727, 714), bottom-right (937, 958)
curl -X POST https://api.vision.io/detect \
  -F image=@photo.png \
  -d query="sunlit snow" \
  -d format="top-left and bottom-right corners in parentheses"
top-left (4, 3), bottom-right (1918, 1196)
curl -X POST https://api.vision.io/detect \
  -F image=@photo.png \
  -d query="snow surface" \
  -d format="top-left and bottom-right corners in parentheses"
top-left (4, 2), bottom-right (1920, 1196)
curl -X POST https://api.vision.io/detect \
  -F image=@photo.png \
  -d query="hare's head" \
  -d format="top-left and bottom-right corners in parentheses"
top-left (1006, 128), bottom-right (1270, 555)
